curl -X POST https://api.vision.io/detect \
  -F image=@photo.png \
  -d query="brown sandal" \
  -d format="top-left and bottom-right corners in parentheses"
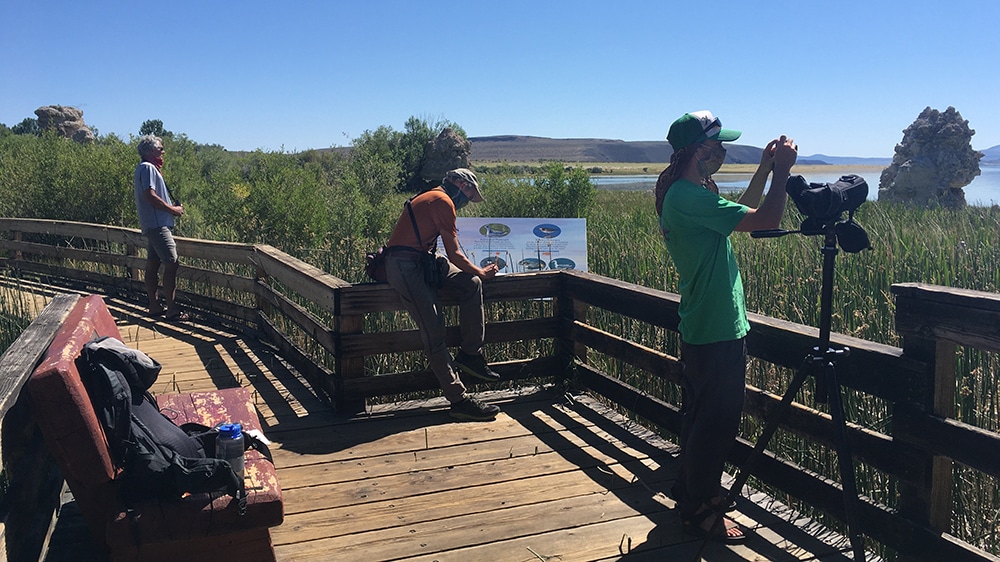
top-left (683, 505), bottom-right (747, 544)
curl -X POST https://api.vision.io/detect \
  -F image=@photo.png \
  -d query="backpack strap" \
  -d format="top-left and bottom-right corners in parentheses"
top-left (78, 338), bottom-right (135, 470)
top-left (244, 431), bottom-right (275, 464)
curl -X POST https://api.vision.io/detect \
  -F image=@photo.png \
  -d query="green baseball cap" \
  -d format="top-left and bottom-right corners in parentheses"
top-left (667, 110), bottom-right (742, 151)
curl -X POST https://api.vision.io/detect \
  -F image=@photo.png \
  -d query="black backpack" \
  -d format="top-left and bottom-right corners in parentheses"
top-left (76, 337), bottom-right (263, 507)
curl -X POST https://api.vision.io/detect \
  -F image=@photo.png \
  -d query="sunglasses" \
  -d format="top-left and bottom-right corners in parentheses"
top-left (702, 117), bottom-right (722, 139)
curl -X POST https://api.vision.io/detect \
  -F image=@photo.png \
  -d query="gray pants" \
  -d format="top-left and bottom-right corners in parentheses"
top-left (385, 251), bottom-right (486, 403)
top-left (144, 226), bottom-right (178, 264)
top-left (674, 338), bottom-right (747, 517)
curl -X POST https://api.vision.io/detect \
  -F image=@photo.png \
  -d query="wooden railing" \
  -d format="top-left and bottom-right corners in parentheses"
top-left (2, 218), bottom-right (999, 562)
top-left (0, 294), bottom-right (79, 562)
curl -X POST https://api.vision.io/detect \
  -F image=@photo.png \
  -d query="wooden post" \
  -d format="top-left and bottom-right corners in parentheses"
top-left (334, 313), bottom-right (367, 414)
top-left (126, 241), bottom-right (140, 283)
top-left (13, 230), bottom-right (22, 261)
top-left (892, 332), bottom-right (956, 562)
top-left (255, 264), bottom-right (271, 317)
top-left (891, 284), bottom-right (958, 536)
top-left (929, 338), bottom-right (956, 531)
top-left (556, 290), bottom-right (588, 388)
top-left (556, 296), bottom-right (588, 364)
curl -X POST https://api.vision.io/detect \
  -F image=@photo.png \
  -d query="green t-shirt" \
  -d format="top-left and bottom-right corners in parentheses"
top-left (660, 179), bottom-right (750, 345)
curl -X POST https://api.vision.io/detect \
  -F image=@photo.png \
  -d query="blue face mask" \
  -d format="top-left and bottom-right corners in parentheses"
top-left (443, 180), bottom-right (470, 210)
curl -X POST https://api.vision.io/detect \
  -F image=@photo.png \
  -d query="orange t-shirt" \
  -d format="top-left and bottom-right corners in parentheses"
top-left (385, 187), bottom-right (457, 251)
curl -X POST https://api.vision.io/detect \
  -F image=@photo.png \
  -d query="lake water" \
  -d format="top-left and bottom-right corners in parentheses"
top-left (592, 165), bottom-right (1000, 207)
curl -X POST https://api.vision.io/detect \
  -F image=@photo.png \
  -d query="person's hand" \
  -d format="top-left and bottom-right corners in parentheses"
top-left (773, 135), bottom-right (797, 174)
top-left (173, 204), bottom-right (185, 217)
top-left (759, 139), bottom-right (778, 170)
top-left (481, 262), bottom-right (498, 280)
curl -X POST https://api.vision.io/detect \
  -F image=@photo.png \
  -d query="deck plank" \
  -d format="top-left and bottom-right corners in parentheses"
top-left (35, 294), bottom-right (864, 562)
top-left (274, 490), bottom-right (673, 561)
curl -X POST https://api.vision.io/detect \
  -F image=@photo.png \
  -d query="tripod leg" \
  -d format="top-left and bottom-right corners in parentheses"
top-left (692, 357), bottom-right (814, 561)
top-left (824, 359), bottom-right (867, 561)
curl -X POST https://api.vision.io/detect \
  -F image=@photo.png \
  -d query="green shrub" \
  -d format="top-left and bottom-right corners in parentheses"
top-left (474, 163), bottom-right (597, 219)
top-left (0, 133), bottom-right (135, 225)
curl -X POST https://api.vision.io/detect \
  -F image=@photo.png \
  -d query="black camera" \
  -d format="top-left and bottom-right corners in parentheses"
top-left (780, 174), bottom-right (871, 253)
top-left (786, 174), bottom-right (868, 222)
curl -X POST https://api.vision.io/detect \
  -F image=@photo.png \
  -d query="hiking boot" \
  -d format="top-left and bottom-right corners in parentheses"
top-left (453, 350), bottom-right (501, 382)
top-left (450, 397), bottom-right (500, 421)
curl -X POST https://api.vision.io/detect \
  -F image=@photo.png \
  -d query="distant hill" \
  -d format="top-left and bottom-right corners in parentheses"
top-left (802, 154), bottom-right (892, 166)
top-left (470, 135), bottom-right (848, 165)
top-left (799, 146), bottom-right (1000, 167)
top-left (469, 136), bottom-right (671, 163)
top-left (981, 145), bottom-right (1000, 164)
top-left (337, 134), bottom-right (999, 167)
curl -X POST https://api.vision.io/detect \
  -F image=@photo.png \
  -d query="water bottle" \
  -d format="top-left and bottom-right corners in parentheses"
top-left (215, 423), bottom-right (245, 482)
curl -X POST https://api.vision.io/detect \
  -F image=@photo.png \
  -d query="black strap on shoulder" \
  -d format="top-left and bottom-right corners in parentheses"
top-left (405, 198), bottom-right (422, 246)
top-left (405, 193), bottom-right (437, 253)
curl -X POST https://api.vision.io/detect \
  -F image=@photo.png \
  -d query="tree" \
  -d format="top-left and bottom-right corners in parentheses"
top-left (534, 163), bottom-right (597, 217)
top-left (12, 118), bottom-right (40, 136)
top-left (400, 115), bottom-right (466, 192)
top-left (400, 116), bottom-right (435, 183)
top-left (140, 119), bottom-right (172, 137)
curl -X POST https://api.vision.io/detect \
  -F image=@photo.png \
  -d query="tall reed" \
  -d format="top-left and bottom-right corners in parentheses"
top-left (0, 276), bottom-right (35, 355)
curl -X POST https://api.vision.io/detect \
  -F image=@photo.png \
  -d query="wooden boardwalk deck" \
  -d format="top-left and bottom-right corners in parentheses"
top-left (41, 295), bottom-right (862, 562)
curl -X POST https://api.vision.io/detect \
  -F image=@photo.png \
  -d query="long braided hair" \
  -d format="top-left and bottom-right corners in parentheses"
top-left (654, 144), bottom-right (700, 217)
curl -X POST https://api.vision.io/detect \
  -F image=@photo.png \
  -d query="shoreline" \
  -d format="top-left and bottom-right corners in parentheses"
top-left (472, 161), bottom-right (886, 176)
top-left (603, 163), bottom-right (888, 176)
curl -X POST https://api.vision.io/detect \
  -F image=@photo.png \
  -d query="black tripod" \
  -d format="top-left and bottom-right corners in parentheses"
top-left (692, 220), bottom-right (867, 561)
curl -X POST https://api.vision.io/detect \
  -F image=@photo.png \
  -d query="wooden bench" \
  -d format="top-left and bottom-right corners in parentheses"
top-left (27, 295), bottom-right (284, 561)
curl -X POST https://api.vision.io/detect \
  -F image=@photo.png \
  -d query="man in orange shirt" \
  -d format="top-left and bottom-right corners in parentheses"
top-left (384, 169), bottom-right (501, 421)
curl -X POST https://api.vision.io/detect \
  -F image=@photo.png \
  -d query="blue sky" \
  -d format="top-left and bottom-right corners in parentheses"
top-left (3, 0), bottom-right (998, 157)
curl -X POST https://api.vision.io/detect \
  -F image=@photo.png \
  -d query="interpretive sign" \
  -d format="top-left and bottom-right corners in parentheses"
top-left (442, 218), bottom-right (588, 274)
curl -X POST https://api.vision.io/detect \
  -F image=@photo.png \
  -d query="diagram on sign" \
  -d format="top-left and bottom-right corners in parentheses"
top-left (448, 218), bottom-right (587, 274)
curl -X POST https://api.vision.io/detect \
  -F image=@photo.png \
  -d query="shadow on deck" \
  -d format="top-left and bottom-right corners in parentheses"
top-left (42, 294), bottom-right (858, 562)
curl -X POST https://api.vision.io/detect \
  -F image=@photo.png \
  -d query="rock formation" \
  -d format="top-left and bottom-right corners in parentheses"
top-left (34, 105), bottom-right (95, 143)
top-left (419, 128), bottom-right (472, 186)
top-left (878, 106), bottom-right (982, 209)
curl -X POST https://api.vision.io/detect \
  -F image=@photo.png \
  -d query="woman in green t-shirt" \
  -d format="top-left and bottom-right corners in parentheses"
top-left (655, 110), bottom-right (797, 543)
